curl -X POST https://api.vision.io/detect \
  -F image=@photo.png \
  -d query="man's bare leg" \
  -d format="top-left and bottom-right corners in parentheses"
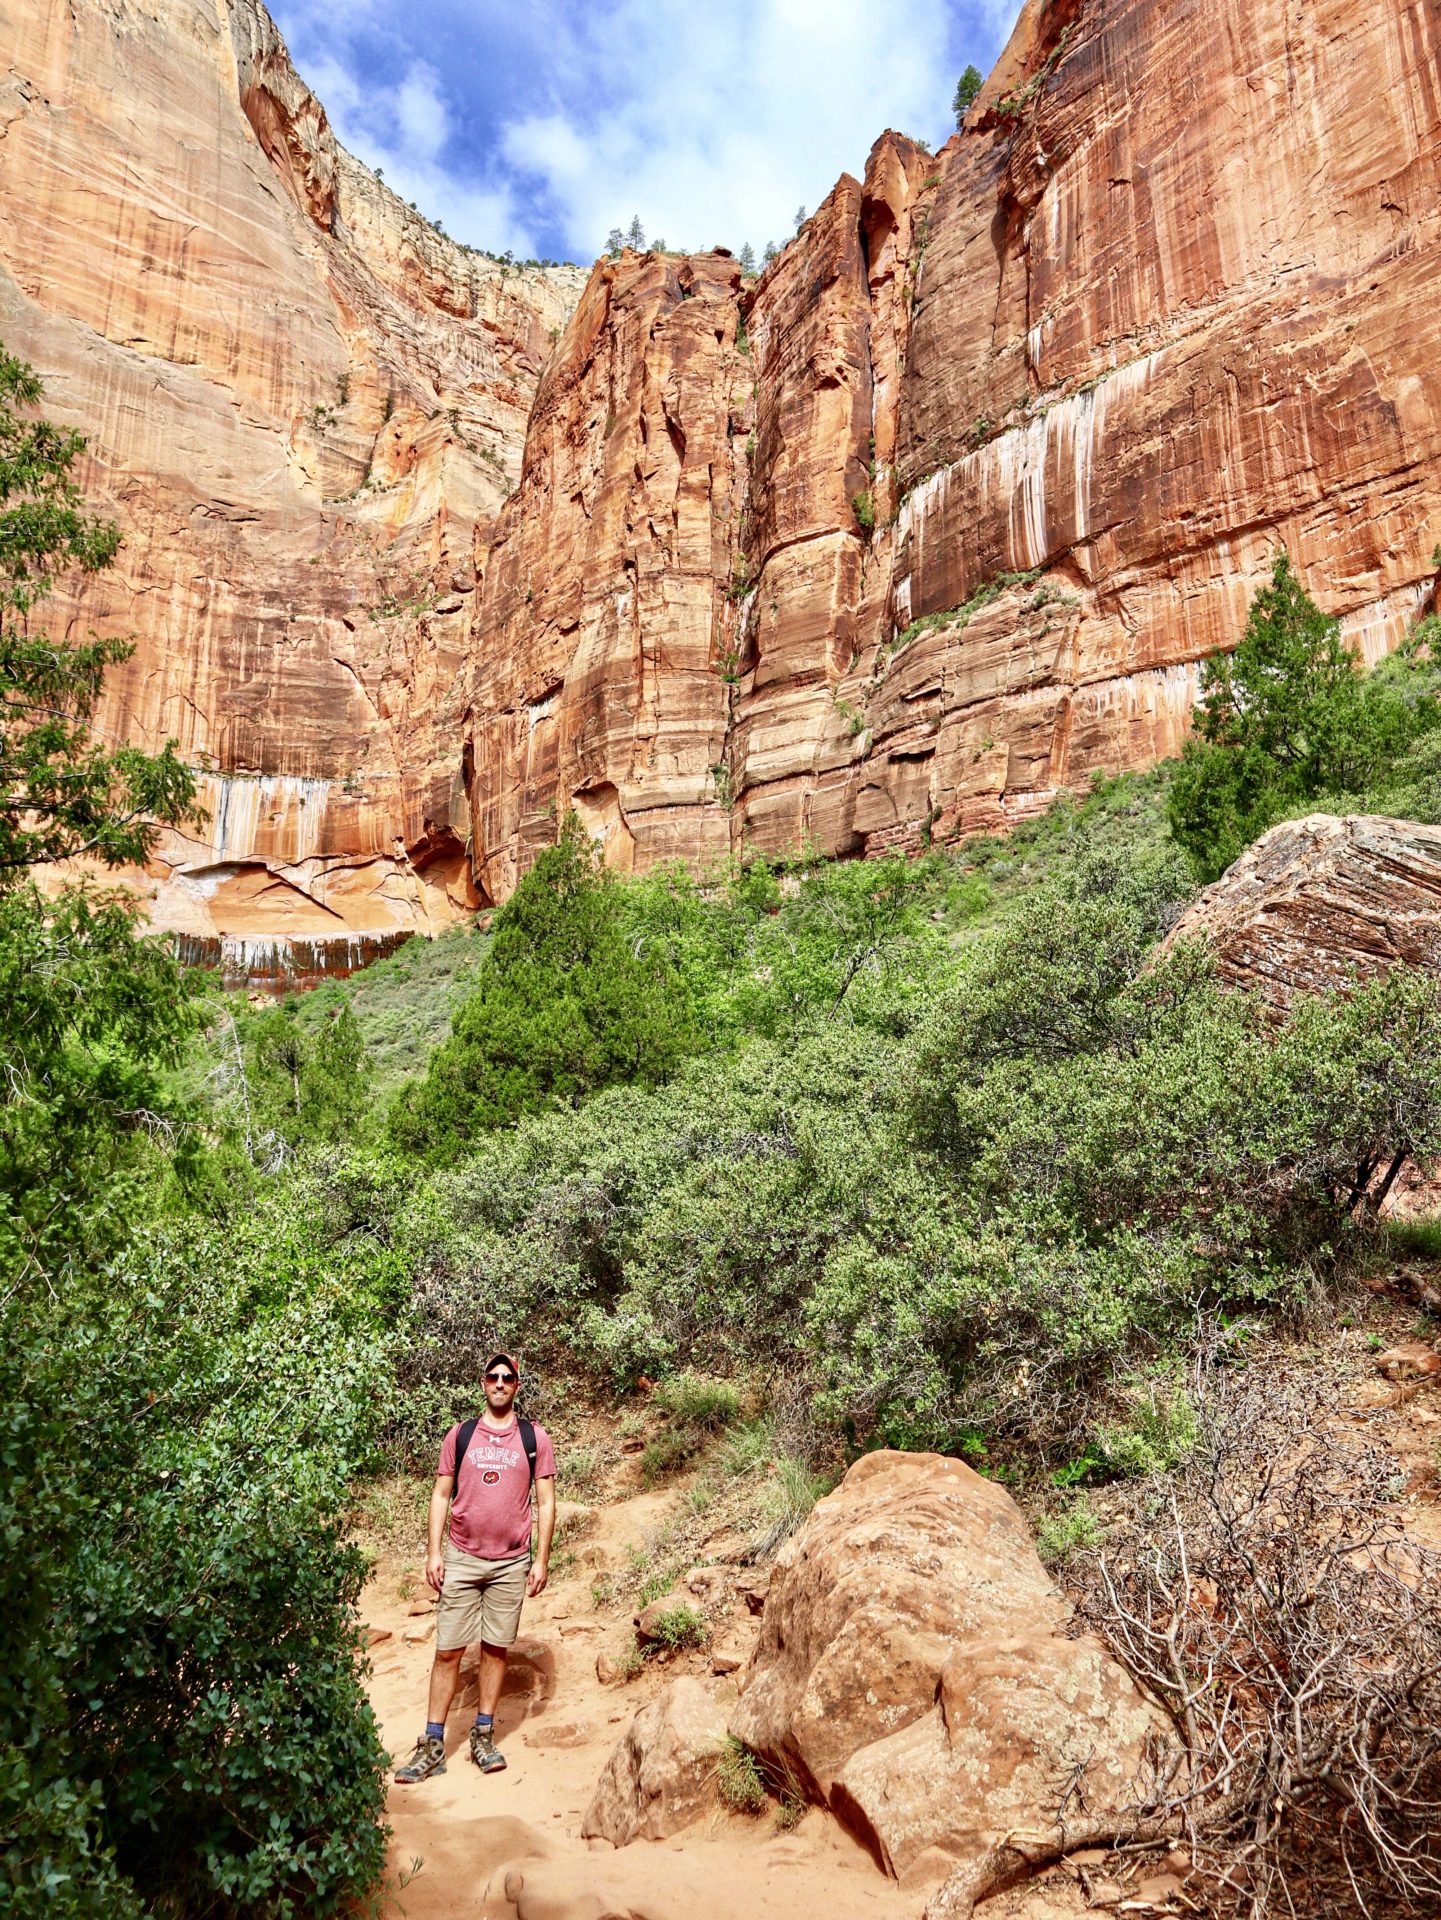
top-left (425, 1645), bottom-right (465, 1728)
top-left (474, 1641), bottom-right (508, 1719)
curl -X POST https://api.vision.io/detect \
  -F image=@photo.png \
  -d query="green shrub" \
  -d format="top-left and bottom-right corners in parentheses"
top-left (1096, 1379), bottom-right (1198, 1479)
top-left (1384, 1216), bottom-right (1441, 1263)
top-left (653, 1372), bottom-right (741, 1431)
top-left (641, 1428), bottom-right (703, 1485)
top-left (393, 816), bottom-right (699, 1156)
top-left (0, 1264), bottom-right (390, 1918)
top-left (1034, 1499), bottom-right (1101, 1567)
top-left (647, 1605), bottom-right (707, 1652)
top-left (0, 883), bottom-right (210, 1283)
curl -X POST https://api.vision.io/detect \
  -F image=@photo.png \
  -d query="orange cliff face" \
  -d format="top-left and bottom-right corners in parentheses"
top-left (462, 0), bottom-right (1441, 889)
top-left (5, 0), bottom-right (1441, 940)
top-left (0, 0), bottom-right (583, 971)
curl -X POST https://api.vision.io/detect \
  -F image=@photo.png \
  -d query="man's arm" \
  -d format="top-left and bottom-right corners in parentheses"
top-left (527, 1477), bottom-right (556, 1597)
top-left (425, 1474), bottom-right (451, 1592)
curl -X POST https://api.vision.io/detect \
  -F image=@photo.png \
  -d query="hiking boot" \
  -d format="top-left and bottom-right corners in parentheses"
top-left (394, 1734), bottom-right (447, 1783)
top-left (469, 1725), bottom-right (507, 1773)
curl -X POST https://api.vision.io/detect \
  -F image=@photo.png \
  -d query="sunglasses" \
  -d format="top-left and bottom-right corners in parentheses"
top-left (485, 1368), bottom-right (517, 1384)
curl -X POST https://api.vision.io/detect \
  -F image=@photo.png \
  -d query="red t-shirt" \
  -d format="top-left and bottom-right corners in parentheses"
top-left (437, 1417), bottom-right (556, 1561)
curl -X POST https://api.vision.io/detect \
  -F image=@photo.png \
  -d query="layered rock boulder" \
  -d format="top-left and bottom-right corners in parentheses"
top-left (1164, 815), bottom-right (1441, 1012)
top-left (729, 1451), bottom-right (1174, 1916)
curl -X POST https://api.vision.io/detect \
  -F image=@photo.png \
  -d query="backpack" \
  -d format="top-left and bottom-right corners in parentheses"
top-left (451, 1416), bottom-right (538, 1499)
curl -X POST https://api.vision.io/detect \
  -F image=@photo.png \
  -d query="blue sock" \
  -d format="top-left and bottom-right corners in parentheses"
top-left (425, 1721), bottom-right (445, 1742)
top-left (474, 1712), bottom-right (493, 1731)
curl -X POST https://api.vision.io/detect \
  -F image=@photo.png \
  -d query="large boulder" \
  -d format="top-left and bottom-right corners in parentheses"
top-left (1163, 814), bottom-right (1441, 1012)
top-left (728, 1451), bottom-right (1175, 1918)
top-left (581, 1677), bottom-right (728, 1845)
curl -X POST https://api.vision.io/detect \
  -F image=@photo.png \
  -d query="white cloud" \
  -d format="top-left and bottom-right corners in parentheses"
top-left (500, 0), bottom-right (959, 259)
top-left (276, 35), bottom-right (543, 255)
top-left (269, 0), bottom-right (1022, 263)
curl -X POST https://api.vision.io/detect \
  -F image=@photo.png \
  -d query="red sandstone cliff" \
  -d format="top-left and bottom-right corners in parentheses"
top-left (5, 0), bottom-right (1441, 934)
top-left (1, 0), bottom-right (582, 968)
top-left (461, 0), bottom-right (1441, 890)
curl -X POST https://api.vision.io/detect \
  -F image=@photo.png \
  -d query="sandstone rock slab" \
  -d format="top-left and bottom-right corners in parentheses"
top-left (729, 1451), bottom-right (1175, 1918)
top-left (1163, 815), bottom-right (1441, 1012)
top-left (581, 1677), bottom-right (728, 1845)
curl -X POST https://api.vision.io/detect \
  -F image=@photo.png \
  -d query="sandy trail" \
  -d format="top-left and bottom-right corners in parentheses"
top-left (362, 1482), bottom-right (927, 1920)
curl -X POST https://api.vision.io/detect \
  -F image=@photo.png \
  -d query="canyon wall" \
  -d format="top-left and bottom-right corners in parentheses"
top-left (5, 0), bottom-right (1441, 937)
top-left (461, 0), bottom-right (1441, 887)
top-left (0, 0), bottom-right (582, 969)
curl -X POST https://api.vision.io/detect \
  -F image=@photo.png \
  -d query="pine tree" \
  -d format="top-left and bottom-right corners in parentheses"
top-left (953, 64), bottom-right (983, 125)
top-left (605, 226), bottom-right (624, 258)
top-left (792, 205), bottom-right (807, 235)
top-left (762, 241), bottom-right (778, 266)
top-left (738, 242), bottom-right (756, 275)
top-left (625, 214), bottom-right (645, 250)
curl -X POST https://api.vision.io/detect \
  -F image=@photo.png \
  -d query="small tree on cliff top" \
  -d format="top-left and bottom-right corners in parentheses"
top-left (953, 64), bottom-right (983, 125)
top-left (0, 344), bottom-right (201, 878)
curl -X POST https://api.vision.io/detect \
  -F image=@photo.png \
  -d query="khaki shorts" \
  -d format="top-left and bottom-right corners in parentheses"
top-left (436, 1545), bottom-right (530, 1651)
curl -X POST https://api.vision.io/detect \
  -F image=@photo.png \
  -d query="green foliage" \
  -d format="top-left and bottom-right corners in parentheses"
top-left (0, 345), bottom-right (202, 876)
top-left (653, 1372), bottom-right (741, 1431)
top-left (646, 1604), bottom-right (707, 1651)
top-left (641, 1373), bottom-right (742, 1483)
top-left (1096, 1380), bottom-right (1198, 1478)
top-left (893, 569), bottom-right (1041, 654)
top-left (0, 881), bottom-right (206, 1287)
top-left (716, 1737), bottom-right (767, 1814)
top-left (394, 817), bottom-right (698, 1156)
top-left (243, 1001), bottom-right (370, 1150)
top-left (1384, 1215), bottom-right (1441, 1263)
top-left (1034, 1498), bottom-right (1101, 1566)
top-left (0, 353), bottom-right (390, 1918)
top-left (1167, 553), bottom-right (1441, 878)
top-left (851, 489), bottom-right (875, 531)
top-left (1, 1260), bottom-right (390, 1918)
top-left (953, 64), bottom-right (983, 124)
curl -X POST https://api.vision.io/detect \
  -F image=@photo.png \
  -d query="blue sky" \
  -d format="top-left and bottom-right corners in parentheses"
top-left (266, 0), bottom-right (1020, 264)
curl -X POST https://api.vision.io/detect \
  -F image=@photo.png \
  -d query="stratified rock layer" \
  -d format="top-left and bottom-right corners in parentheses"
top-left (1164, 813), bottom-right (1441, 1010)
top-left (462, 0), bottom-right (1441, 893)
top-left (7, 0), bottom-right (1441, 929)
top-left (1, 0), bottom-right (582, 964)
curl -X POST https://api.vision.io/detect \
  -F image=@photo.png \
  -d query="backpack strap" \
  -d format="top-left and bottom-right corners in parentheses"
top-left (519, 1417), bottom-right (538, 1490)
top-left (451, 1417), bottom-right (480, 1496)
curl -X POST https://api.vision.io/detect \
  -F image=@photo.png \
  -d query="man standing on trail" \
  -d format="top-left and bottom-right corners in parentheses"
top-left (394, 1352), bottom-right (556, 1781)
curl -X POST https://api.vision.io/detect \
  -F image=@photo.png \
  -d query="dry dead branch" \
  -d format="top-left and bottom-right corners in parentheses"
top-left (1074, 1356), bottom-right (1441, 1917)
